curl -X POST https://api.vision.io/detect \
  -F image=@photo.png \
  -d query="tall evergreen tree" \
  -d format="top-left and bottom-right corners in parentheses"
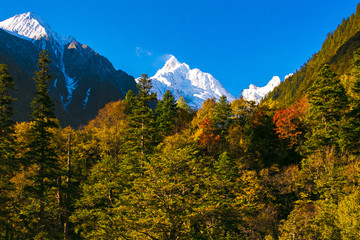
top-left (345, 49), bottom-right (360, 153)
top-left (155, 90), bottom-right (178, 138)
top-left (22, 50), bottom-right (60, 239)
top-left (124, 89), bottom-right (135, 115)
top-left (125, 74), bottom-right (157, 157)
top-left (303, 64), bottom-right (348, 153)
top-left (0, 64), bottom-right (16, 237)
top-left (175, 97), bottom-right (194, 132)
top-left (213, 95), bottom-right (232, 138)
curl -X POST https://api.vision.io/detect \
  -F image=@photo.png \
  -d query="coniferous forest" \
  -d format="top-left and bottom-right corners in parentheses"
top-left (3, 5), bottom-right (360, 240)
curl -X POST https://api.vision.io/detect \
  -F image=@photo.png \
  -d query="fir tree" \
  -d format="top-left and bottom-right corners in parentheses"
top-left (0, 64), bottom-right (16, 237)
top-left (155, 90), bottom-right (178, 138)
top-left (213, 95), bottom-right (232, 137)
top-left (124, 89), bottom-right (135, 115)
top-left (23, 50), bottom-right (60, 239)
top-left (125, 74), bottom-right (157, 157)
top-left (303, 64), bottom-right (348, 153)
top-left (176, 97), bottom-right (194, 132)
top-left (345, 49), bottom-right (360, 153)
top-left (0, 64), bottom-right (16, 172)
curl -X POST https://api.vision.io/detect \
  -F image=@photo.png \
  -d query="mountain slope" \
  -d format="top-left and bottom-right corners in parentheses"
top-left (0, 12), bottom-right (136, 127)
top-left (264, 4), bottom-right (360, 106)
top-left (148, 55), bottom-right (234, 108)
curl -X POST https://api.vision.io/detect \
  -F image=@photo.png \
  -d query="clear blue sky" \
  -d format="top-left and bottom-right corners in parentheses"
top-left (0, 0), bottom-right (358, 96)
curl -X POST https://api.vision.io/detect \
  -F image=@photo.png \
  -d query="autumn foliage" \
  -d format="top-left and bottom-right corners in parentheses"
top-left (273, 97), bottom-right (308, 147)
top-left (196, 118), bottom-right (220, 153)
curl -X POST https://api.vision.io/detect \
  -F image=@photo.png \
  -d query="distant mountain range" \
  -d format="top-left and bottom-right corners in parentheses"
top-left (146, 55), bottom-right (282, 108)
top-left (0, 12), bottom-right (136, 127)
top-left (0, 12), bottom-right (285, 126)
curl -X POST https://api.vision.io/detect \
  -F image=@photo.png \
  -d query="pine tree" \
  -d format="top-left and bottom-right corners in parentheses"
top-left (345, 49), bottom-right (360, 153)
top-left (70, 155), bottom-right (131, 239)
top-left (213, 95), bottom-right (232, 137)
top-left (0, 64), bottom-right (16, 237)
top-left (128, 139), bottom-right (208, 239)
top-left (155, 90), bottom-right (178, 138)
top-left (0, 64), bottom-right (16, 170)
top-left (124, 89), bottom-right (135, 115)
top-left (23, 50), bottom-right (60, 239)
top-left (176, 97), bottom-right (194, 132)
top-left (303, 64), bottom-right (348, 153)
top-left (125, 74), bottom-right (157, 157)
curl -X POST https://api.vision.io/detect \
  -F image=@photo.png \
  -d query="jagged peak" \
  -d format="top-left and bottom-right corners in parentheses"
top-left (266, 76), bottom-right (281, 88)
top-left (160, 55), bottom-right (189, 72)
top-left (240, 76), bottom-right (282, 104)
top-left (149, 54), bottom-right (235, 108)
top-left (0, 12), bottom-right (74, 44)
top-left (0, 12), bottom-right (52, 40)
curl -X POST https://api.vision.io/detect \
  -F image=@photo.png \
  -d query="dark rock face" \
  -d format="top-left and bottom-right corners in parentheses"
top-left (0, 29), bottom-right (136, 127)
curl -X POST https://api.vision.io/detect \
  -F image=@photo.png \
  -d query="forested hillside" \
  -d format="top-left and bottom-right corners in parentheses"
top-left (2, 4), bottom-right (360, 240)
top-left (265, 4), bottom-right (360, 106)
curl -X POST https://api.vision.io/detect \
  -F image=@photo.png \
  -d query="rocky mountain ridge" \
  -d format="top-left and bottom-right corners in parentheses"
top-left (0, 12), bottom-right (137, 127)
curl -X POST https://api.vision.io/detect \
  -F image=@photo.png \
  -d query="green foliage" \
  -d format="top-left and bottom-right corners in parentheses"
top-left (344, 49), bottom-right (360, 152)
top-left (303, 64), bottom-right (348, 153)
top-left (0, 64), bottom-right (17, 238)
top-left (176, 97), bottom-right (195, 132)
top-left (280, 200), bottom-right (340, 240)
top-left (3, 5), bottom-right (360, 238)
top-left (213, 95), bottom-right (232, 137)
top-left (0, 64), bottom-right (16, 171)
top-left (129, 144), bottom-right (205, 239)
top-left (125, 74), bottom-right (157, 157)
top-left (19, 50), bottom-right (61, 239)
top-left (155, 90), bottom-right (178, 138)
top-left (70, 155), bottom-right (131, 239)
top-left (336, 190), bottom-right (360, 239)
top-left (264, 4), bottom-right (360, 106)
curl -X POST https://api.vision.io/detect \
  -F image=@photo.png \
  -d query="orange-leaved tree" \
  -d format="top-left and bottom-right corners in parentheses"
top-left (273, 97), bottom-right (308, 149)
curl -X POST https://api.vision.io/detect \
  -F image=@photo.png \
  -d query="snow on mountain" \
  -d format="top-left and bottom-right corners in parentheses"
top-left (0, 12), bottom-right (136, 126)
top-left (0, 12), bottom-right (74, 44)
top-left (284, 73), bottom-right (294, 80)
top-left (147, 55), bottom-right (235, 108)
top-left (0, 12), bottom-right (78, 108)
top-left (240, 76), bottom-right (282, 104)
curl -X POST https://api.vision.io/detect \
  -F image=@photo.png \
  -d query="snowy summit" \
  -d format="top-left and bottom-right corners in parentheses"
top-left (0, 12), bottom-right (79, 109)
top-left (0, 12), bottom-right (74, 45)
top-left (147, 55), bottom-right (235, 108)
top-left (240, 76), bottom-right (282, 104)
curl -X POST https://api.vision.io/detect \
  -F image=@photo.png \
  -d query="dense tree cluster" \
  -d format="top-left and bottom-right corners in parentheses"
top-left (2, 47), bottom-right (360, 239)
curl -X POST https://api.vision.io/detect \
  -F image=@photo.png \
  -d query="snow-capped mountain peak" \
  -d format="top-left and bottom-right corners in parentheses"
top-left (155, 55), bottom-right (190, 76)
top-left (240, 76), bottom-right (282, 104)
top-left (148, 55), bottom-right (235, 108)
top-left (0, 12), bottom-right (73, 45)
top-left (0, 12), bottom-right (79, 109)
top-left (0, 12), bottom-right (137, 126)
top-left (162, 55), bottom-right (184, 71)
top-left (266, 76), bottom-right (281, 88)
